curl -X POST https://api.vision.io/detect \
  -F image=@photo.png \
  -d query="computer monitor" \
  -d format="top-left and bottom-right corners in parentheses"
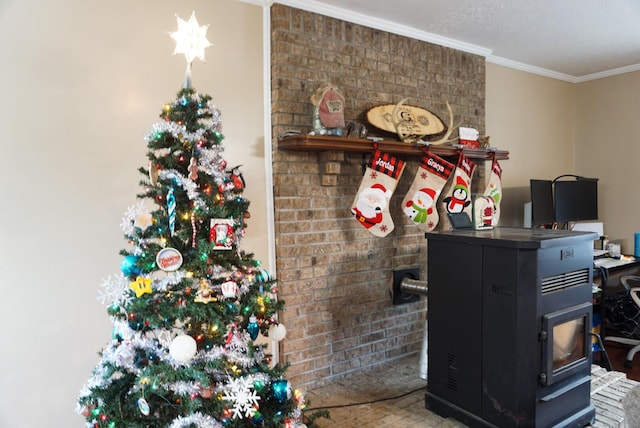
top-left (530, 179), bottom-right (555, 226)
top-left (553, 178), bottom-right (598, 223)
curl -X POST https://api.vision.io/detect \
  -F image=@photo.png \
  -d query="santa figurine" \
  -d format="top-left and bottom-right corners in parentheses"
top-left (351, 183), bottom-right (390, 229)
top-left (404, 188), bottom-right (436, 224)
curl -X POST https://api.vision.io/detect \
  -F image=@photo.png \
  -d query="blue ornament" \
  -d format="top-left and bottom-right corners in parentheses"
top-left (121, 255), bottom-right (141, 277)
top-left (272, 379), bottom-right (292, 403)
top-left (128, 315), bottom-right (144, 331)
top-left (247, 315), bottom-right (259, 341)
top-left (256, 269), bottom-right (270, 283)
top-left (251, 410), bottom-right (263, 425)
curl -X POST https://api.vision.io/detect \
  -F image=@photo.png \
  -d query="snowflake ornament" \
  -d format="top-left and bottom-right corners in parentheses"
top-left (121, 201), bottom-right (148, 236)
top-left (221, 377), bottom-right (260, 419)
top-left (134, 210), bottom-right (153, 231)
top-left (98, 273), bottom-right (133, 307)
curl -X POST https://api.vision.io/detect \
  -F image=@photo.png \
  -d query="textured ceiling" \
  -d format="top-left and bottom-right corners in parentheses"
top-left (279, 0), bottom-right (640, 82)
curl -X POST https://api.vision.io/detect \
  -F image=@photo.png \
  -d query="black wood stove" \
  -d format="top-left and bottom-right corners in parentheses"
top-left (425, 227), bottom-right (598, 427)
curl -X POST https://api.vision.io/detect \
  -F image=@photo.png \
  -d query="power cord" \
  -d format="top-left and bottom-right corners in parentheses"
top-left (306, 385), bottom-right (428, 411)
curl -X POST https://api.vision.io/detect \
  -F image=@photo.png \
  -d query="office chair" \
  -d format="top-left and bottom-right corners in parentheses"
top-left (604, 275), bottom-right (640, 368)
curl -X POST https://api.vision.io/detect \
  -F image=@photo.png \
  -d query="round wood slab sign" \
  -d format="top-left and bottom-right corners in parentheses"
top-left (367, 102), bottom-right (446, 141)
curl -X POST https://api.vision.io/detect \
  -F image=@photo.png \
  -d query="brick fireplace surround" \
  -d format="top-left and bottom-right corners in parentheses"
top-left (270, 4), bottom-right (487, 389)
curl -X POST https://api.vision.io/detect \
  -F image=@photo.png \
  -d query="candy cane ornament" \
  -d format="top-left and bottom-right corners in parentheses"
top-left (167, 187), bottom-right (176, 236)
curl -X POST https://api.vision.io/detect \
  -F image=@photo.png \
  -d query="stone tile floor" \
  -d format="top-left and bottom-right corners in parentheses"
top-left (304, 355), bottom-right (464, 428)
top-left (304, 355), bottom-right (639, 428)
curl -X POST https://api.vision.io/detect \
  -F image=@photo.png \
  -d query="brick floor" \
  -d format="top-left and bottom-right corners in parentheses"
top-left (304, 355), bottom-right (640, 428)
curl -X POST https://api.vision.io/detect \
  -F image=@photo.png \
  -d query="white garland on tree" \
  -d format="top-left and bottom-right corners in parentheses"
top-left (153, 270), bottom-right (186, 292)
top-left (159, 169), bottom-right (204, 208)
top-left (167, 380), bottom-right (200, 396)
top-left (197, 101), bottom-right (222, 130)
top-left (168, 412), bottom-right (223, 428)
top-left (197, 147), bottom-right (226, 182)
top-left (144, 121), bottom-right (210, 147)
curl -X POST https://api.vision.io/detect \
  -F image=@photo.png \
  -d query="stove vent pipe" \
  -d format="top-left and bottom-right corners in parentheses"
top-left (400, 278), bottom-right (428, 295)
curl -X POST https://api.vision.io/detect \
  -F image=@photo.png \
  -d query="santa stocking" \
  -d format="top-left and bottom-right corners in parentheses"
top-left (402, 151), bottom-right (454, 231)
top-left (483, 156), bottom-right (503, 224)
top-left (438, 152), bottom-right (476, 229)
top-left (351, 150), bottom-right (405, 237)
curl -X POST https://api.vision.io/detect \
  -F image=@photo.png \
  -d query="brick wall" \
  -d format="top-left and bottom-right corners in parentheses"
top-left (270, 4), bottom-right (486, 388)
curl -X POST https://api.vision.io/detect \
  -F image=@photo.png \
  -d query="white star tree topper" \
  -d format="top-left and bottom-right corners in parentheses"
top-left (169, 11), bottom-right (212, 88)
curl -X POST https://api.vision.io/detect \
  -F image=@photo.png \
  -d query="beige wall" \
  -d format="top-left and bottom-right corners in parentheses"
top-left (0, 1), bottom-right (265, 426)
top-left (487, 62), bottom-right (640, 251)
top-left (1, 0), bottom-right (637, 425)
top-left (576, 72), bottom-right (640, 252)
top-left (485, 63), bottom-right (577, 226)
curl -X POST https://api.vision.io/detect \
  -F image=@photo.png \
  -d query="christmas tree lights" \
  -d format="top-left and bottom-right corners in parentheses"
top-left (76, 12), bottom-right (326, 428)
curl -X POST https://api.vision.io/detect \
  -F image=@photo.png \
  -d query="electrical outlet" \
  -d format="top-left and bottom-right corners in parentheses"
top-left (392, 268), bottom-right (420, 305)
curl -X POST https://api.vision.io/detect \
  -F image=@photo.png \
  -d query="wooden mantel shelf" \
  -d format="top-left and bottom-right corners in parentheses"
top-left (278, 134), bottom-right (509, 161)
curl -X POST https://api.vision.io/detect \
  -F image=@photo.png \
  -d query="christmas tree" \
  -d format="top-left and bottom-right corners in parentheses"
top-left (77, 13), bottom-right (324, 428)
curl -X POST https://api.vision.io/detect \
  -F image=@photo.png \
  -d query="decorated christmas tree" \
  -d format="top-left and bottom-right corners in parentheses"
top-left (77, 13), bottom-right (324, 428)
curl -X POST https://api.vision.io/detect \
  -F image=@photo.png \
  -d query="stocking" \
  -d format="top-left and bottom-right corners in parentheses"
top-left (483, 156), bottom-right (503, 224)
top-left (438, 152), bottom-right (476, 230)
top-left (402, 151), bottom-right (454, 231)
top-left (351, 150), bottom-right (405, 237)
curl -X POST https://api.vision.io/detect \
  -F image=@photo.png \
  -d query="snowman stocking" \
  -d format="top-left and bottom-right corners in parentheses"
top-left (483, 156), bottom-right (503, 224)
top-left (351, 150), bottom-right (405, 237)
top-left (402, 151), bottom-right (454, 231)
top-left (438, 152), bottom-right (476, 230)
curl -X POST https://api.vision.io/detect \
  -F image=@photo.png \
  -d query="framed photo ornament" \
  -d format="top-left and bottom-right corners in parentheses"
top-left (209, 219), bottom-right (234, 250)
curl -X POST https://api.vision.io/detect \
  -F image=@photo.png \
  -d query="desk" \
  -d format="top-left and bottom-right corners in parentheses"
top-left (593, 256), bottom-right (640, 369)
top-left (594, 256), bottom-right (640, 304)
top-left (594, 256), bottom-right (640, 272)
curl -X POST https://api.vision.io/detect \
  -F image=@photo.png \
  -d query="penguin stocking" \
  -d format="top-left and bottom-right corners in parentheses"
top-left (401, 151), bottom-right (454, 231)
top-left (351, 150), bottom-right (405, 237)
top-left (438, 152), bottom-right (476, 230)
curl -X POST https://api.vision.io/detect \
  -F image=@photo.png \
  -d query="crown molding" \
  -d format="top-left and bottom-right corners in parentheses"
top-left (273, 0), bottom-right (492, 58)
top-left (485, 55), bottom-right (578, 83)
top-left (272, 0), bottom-right (640, 84)
top-left (575, 63), bottom-right (640, 83)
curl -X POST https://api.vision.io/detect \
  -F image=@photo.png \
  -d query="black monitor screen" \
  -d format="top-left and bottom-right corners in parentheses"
top-left (530, 179), bottom-right (555, 226)
top-left (554, 178), bottom-right (598, 223)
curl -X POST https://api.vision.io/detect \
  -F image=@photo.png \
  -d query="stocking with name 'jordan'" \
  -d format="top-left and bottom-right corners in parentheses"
top-left (438, 152), bottom-right (476, 230)
top-left (351, 150), bottom-right (405, 237)
top-left (402, 151), bottom-right (454, 231)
